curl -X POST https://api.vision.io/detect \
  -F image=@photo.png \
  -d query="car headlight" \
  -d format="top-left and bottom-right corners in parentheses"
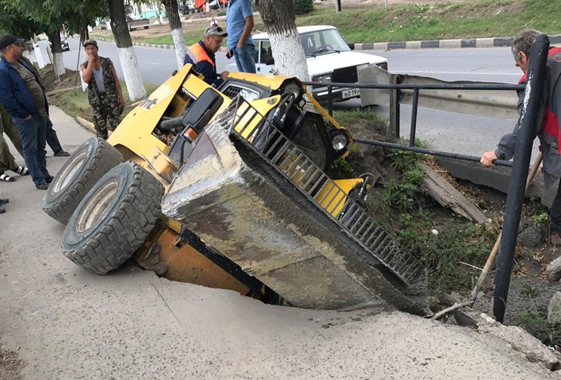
top-left (332, 133), bottom-right (348, 151)
top-left (312, 74), bottom-right (332, 83)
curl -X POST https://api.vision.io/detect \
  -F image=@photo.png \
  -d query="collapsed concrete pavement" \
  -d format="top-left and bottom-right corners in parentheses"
top-left (0, 107), bottom-right (560, 380)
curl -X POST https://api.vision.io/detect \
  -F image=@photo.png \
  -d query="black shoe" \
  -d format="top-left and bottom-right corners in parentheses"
top-left (45, 175), bottom-right (54, 183)
top-left (36, 181), bottom-right (49, 190)
top-left (0, 205), bottom-right (5, 214)
top-left (54, 150), bottom-right (70, 157)
top-left (0, 199), bottom-right (8, 205)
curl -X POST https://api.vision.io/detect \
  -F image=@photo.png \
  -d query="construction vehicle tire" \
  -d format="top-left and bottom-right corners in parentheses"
top-left (43, 137), bottom-right (123, 225)
top-left (62, 163), bottom-right (164, 275)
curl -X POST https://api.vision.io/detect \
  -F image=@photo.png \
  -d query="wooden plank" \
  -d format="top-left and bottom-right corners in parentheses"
top-left (420, 163), bottom-right (487, 224)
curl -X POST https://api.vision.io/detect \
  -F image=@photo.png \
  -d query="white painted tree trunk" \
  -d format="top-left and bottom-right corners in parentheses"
top-left (171, 28), bottom-right (187, 69)
top-left (268, 30), bottom-right (309, 81)
top-left (118, 46), bottom-right (147, 100)
top-left (54, 52), bottom-right (66, 76)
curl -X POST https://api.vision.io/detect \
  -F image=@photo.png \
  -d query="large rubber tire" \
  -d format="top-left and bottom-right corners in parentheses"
top-left (43, 137), bottom-right (123, 225)
top-left (62, 163), bottom-right (164, 275)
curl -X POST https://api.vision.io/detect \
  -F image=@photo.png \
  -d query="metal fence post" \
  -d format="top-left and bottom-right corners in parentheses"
top-left (493, 34), bottom-right (550, 323)
top-left (389, 74), bottom-right (401, 138)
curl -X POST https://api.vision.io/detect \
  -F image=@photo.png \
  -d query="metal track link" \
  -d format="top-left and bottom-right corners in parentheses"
top-left (226, 97), bottom-right (423, 285)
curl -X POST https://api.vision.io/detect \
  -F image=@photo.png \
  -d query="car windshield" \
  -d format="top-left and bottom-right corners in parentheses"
top-left (300, 28), bottom-right (351, 57)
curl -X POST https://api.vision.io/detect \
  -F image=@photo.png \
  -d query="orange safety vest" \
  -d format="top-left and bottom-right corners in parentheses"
top-left (185, 42), bottom-right (215, 67)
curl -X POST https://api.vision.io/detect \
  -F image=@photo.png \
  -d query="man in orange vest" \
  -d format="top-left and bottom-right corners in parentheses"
top-left (481, 29), bottom-right (561, 243)
top-left (184, 25), bottom-right (230, 86)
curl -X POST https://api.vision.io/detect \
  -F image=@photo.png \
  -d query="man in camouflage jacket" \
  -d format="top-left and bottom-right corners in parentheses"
top-left (80, 40), bottom-right (125, 140)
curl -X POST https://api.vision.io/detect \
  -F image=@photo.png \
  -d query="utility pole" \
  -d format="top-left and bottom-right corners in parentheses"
top-left (335, 0), bottom-right (341, 12)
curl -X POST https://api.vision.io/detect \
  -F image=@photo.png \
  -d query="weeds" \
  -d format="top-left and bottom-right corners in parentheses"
top-left (517, 307), bottom-right (561, 346)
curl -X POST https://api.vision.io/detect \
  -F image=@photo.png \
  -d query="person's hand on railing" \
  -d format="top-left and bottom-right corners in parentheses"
top-left (481, 151), bottom-right (498, 166)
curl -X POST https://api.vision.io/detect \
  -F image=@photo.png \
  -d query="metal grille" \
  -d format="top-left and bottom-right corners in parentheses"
top-left (332, 66), bottom-right (358, 83)
top-left (221, 85), bottom-right (243, 99)
top-left (226, 97), bottom-right (422, 285)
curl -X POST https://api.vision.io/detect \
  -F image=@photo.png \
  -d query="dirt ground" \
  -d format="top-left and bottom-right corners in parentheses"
top-left (0, 342), bottom-right (23, 380)
top-left (40, 64), bottom-right (81, 93)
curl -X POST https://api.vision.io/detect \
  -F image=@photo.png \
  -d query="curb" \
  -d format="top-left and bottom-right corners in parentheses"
top-left (355, 34), bottom-right (561, 51)
top-left (93, 34), bottom-right (561, 51)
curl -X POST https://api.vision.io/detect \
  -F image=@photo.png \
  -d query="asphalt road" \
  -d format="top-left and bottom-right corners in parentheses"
top-left (47, 38), bottom-right (527, 158)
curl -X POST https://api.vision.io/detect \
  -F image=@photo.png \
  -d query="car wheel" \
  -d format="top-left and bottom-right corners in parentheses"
top-left (62, 163), bottom-right (164, 275)
top-left (43, 137), bottom-right (123, 225)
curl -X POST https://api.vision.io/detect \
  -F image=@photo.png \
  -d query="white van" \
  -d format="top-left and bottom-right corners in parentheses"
top-left (225, 25), bottom-right (388, 102)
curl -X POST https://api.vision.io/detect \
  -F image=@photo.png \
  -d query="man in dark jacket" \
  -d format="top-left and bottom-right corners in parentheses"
top-left (0, 34), bottom-right (52, 190)
top-left (481, 29), bottom-right (561, 243)
top-left (184, 26), bottom-right (230, 86)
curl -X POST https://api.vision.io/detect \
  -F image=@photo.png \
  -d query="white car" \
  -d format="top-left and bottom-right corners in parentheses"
top-left (225, 25), bottom-right (388, 102)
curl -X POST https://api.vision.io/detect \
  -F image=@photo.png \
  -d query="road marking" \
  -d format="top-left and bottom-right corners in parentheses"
top-left (149, 62), bottom-right (160, 65)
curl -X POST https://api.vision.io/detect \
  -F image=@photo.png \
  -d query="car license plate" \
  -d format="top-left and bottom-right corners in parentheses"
top-left (342, 88), bottom-right (360, 99)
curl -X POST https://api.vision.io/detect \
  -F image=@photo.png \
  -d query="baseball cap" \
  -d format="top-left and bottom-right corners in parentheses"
top-left (0, 34), bottom-right (25, 50)
top-left (83, 39), bottom-right (98, 48)
top-left (204, 26), bottom-right (227, 37)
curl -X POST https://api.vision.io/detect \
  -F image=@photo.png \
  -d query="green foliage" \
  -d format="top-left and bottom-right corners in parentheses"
top-left (293, 0), bottom-right (313, 15)
top-left (517, 307), bottom-right (561, 346)
top-left (381, 168), bottom-right (424, 215)
top-left (295, 0), bottom-right (561, 43)
top-left (332, 144), bottom-right (358, 174)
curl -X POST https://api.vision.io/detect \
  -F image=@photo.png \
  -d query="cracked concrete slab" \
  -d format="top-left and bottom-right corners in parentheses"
top-left (0, 107), bottom-right (560, 379)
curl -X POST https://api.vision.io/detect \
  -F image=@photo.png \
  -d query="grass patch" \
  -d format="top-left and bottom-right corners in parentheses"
top-left (49, 81), bottom-right (159, 122)
top-left (93, 0), bottom-right (559, 46)
top-left (332, 109), bottom-right (387, 126)
top-left (299, 0), bottom-right (561, 42)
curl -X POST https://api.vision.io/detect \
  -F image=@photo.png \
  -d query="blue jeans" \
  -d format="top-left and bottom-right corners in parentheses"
top-left (13, 115), bottom-right (50, 186)
top-left (234, 43), bottom-right (256, 74)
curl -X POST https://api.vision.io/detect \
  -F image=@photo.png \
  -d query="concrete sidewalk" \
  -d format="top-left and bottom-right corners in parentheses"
top-left (0, 106), bottom-right (560, 379)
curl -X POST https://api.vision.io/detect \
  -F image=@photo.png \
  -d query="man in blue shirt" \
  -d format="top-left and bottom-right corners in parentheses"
top-left (226, 0), bottom-right (256, 73)
top-left (184, 26), bottom-right (230, 86)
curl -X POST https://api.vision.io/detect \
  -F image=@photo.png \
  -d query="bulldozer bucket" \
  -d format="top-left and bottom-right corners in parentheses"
top-left (162, 98), bottom-right (429, 315)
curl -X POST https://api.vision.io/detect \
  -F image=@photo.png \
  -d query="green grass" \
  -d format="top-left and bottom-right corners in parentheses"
top-left (298, 0), bottom-right (561, 43)
top-left (50, 81), bottom-right (159, 122)
top-left (95, 0), bottom-right (560, 46)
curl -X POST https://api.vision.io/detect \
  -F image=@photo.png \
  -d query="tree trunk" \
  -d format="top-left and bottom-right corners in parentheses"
top-left (154, 2), bottom-right (163, 25)
top-left (163, 0), bottom-right (186, 69)
top-left (47, 30), bottom-right (65, 77)
top-left (258, 0), bottom-right (309, 80)
top-left (108, 0), bottom-right (147, 101)
top-left (137, 3), bottom-right (143, 17)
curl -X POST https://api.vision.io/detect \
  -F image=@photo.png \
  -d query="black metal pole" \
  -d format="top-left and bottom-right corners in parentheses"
top-left (410, 88), bottom-right (419, 146)
top-left (353, 138), bottom-right (513, 167)
top-left (493, 34), bottom-right (550, 323)
top-left (328, 85), bottom-right (333, 116)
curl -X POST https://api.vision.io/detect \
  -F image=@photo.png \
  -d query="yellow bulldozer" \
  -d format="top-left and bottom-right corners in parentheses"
top-left (43, 64), bottom-right (428, 314)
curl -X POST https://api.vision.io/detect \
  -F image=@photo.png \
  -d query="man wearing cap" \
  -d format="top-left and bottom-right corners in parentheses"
top-left (81, 39), bottom-right (125, 140)
top-left (0, 34), bottom-right (52, 190)
top-left (184, 26), bottom-right (230, 86)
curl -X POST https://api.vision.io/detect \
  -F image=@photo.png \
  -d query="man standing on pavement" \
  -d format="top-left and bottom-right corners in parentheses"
top-left (18, 56), bottom-right (70, 157)
top-left (0, 34), bottom-right (52, 190)
top-left (80, 40), bottom-right (125, 140)
top-left (184, 26), bottom-right (230, 86)
top-left (481, 29), bottom-right (561, 243)
top-left (226, 0), bottom-right (256, 73)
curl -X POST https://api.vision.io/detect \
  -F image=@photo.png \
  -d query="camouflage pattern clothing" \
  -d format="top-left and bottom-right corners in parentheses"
top-left (0, 104), bottom-right (19, 173)
top-left (0, 103), bottom-right (23, 155)
top-left (82, 57), bottom-right (122, 140)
